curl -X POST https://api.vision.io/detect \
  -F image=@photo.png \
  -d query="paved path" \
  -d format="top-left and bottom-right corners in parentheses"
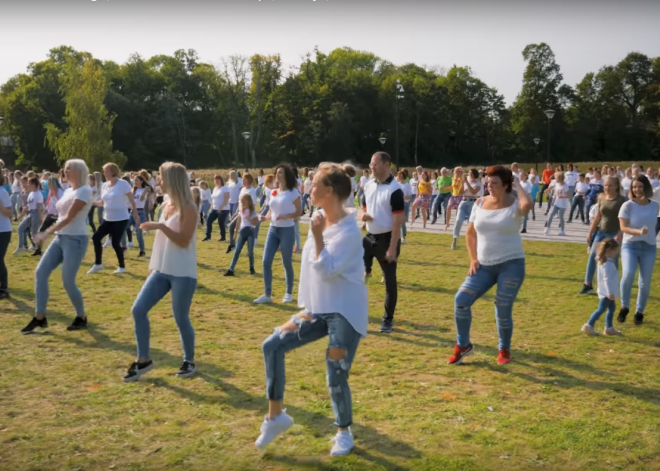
top-left (299, 206), bottom-right (660, 246)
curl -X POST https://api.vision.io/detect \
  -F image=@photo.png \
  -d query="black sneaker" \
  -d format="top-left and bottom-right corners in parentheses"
top-left (250, 268), bottom-right (256, 275)
top-left (175, 361), bottom-right (197, 378)
top-left (0, 290), bottom-right (10, 300)
top-left (21, 317), bottom-right (48, 334)
top-left (218, 238), bottom-right (226, 242)
top-left (567, 219), bottom-right (572, 223)
top-left (223, 269), bottom-right (235, 277)
top-left (634, 312), bottom-right (644, 326)
top-left (226, 245), bottom-right (234, 254)
top-left (520, 228), bottom-right (527, 234)
top-left (202, 237), bottom-right (210, 242)
top-left (123, 360), bottom-right (154, 383)
top-left (67, 316), bottom-right (88, 331)
top-left (379, 320), bottom-right (393, 333)
top-left (617, 307), bottom-right (629, 323)
top-left (579, 284), bottom-right (594, 295)
top-left (32, 249), bottom-right (42, 257)
top-left (137, 251), bottom-right (146, 258)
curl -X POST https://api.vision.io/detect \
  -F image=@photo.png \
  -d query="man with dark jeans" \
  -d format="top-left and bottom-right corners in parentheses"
top-left (539, 163), bottom-right (554, 209)
top-left (431, 167), bottom-right (452, 224)
top-left (362, 151), bottom-right (405, 333)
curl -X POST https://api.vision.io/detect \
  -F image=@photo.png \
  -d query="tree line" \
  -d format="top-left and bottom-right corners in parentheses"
top-left (0, 43), bottom-right (658, 172)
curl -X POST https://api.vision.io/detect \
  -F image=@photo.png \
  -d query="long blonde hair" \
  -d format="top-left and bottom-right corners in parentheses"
top-left (240, 193), bottom-right (255, 214)
top-left (597, 238), bottom-right (619, 264)
top-left (160, 162), bottom-right (194, 210)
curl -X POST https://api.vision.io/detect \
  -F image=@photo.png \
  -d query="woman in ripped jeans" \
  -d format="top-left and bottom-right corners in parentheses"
top-left (256, 163), bottom-right (367, 457)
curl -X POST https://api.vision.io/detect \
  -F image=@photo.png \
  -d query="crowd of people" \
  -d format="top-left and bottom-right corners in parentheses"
top-left (0, 154), bottom-right (659, 457)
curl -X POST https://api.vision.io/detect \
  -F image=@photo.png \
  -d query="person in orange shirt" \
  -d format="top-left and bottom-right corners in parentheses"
top-left (539, 163), bottom-right (555, 209)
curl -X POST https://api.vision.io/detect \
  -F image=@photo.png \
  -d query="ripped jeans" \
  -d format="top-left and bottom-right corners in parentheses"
top-left (262, 312), bottom-right (361, 428)
top-left (454, 257), bottom-right (525, 351)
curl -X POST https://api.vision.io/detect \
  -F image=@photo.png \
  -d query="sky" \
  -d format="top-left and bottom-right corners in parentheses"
top-left (1, 0), bottom-right (659, 106)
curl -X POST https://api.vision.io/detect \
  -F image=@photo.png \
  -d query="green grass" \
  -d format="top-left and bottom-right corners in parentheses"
top-left (2, 227), bottom-right (660, 470)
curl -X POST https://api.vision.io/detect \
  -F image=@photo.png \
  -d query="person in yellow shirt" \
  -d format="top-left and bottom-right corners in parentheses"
top-left (445, 167), bottom-right (465, 230)
top-left (411, 171), bottom-right (433, 229)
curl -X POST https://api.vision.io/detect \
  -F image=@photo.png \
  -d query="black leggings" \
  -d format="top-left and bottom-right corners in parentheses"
top-left (88, 206), bottom-right (96, 233)
top-left (37, 215), bottom-right (58, 249)
top-left (0, 231), bottom-right (10, 292)
top-left (92, 219), bottom-right (129, 268)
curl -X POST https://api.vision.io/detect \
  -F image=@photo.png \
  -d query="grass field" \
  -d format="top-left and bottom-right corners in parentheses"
top-left (2, 226), bottom-right (660, 471)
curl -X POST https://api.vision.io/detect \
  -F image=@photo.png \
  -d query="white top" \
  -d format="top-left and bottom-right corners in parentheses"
top-left (649, 178), bottom-right (660, 189)
top-left (227, 181), bottom-right (242, 204)
top-left (652, 187), bottom-right (660, 216)
top-left (586, 172), bottom-right (594, 180)
top-left (27, 191), bottom-right (44, 211)
top-left (552, 184), bottom-right (570, 209)
top-left (303, 179), bottom-right (313, 195)
top-left (211, 186), bottom-right (229, 211)
top-left (269, 189), bottom-right (300, 228)
top-left (258, 175), bottom-right (265, 185)
top-left (134, 188), bottom-right (146, 210)
top-left (59, 180), bottom-right (71, 191)
top-left (149, 209), bottom-right (197, 279)
top-left (529, 174), bottom-right (540, 186)
top-left (621, 177), bottom-right (632, 194)
top-left (0, 188), bottom-right (12, 232)
top-left (345, 179), bottom-right (358, 208)
top-left (201, 188), bottom-right (212, 202)
top-left (46, 190), bottom-right (64, 216)
top-left (469, 200), bottom-right (525, 266)
top-left (597, 259), bottom-right (619, 299)
top-left (10, 181), bottom-right (21, 194)
top-left (298, 210), bottom-right (368, 337)
top-left (575, 181), bottom-right (589, 195)
top-left (520, 181), bottom-right (532, 195)
top-left (410, 177), bottom-right (418, 195)
top-left (564, 171), bottom-right (579, 187)
top-left (263, 187), bottom-right (273, 206)
top-left (363, 177), bottom-right (404, 235)
top-left (359, 176), bottom-right (369, 189)
top-left (101, 179), bottom-right (132, 221)
top-left (56, 185), bottom-right (93, 236)
top-left (618, 200), bottom-right (659, 246)
top-left (238, 186), bottom-right (258, 212)
top-left (464, 180), bottom-right (484, 198)
top-left (400, 182), bottom-right (412, 201)
top-left (239, 209), bottom-right (257, 230)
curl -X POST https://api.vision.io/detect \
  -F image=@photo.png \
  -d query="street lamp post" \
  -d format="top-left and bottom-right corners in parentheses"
top-left (395, 79), bottom-right (404, 168)
top-left (378, 137), bottom-right (387, 148)
top-left (544, 110), bottom-right (555, 165)
top-left (533, 137), bottom-right (541, 173)
top-left (241, 131), bottom-right (251, 166)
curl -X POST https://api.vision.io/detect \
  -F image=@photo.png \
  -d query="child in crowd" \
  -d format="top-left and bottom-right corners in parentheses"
top-left (224, 193), bottom-right (258, 276)
top-left (15, 177), bottom-right (44, 254)
top-left (581, 238), bottom-right (622, 336)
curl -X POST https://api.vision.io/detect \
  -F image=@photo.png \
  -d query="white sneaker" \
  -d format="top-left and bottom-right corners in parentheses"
top-left (330, 430), bottom-right (355, 456)
top-left (282, 293), bottom-right (293, 303)
top-left (380, 277), bottom-right (385, 284)
top-left (127, 242), bottom-right (135, 248)
top-left (103, 239), bottom-right (112, 248)
top-left (254, 294), bottom-right (273, 304)
top-left (13, 247), bottom-right (26, 255)
top-left (114, 267), bottom-right (126, 274)
top-left (87, 264), bottom-right (104, 274)
top-left (255, 410), bottom-right (294, 450)
top-left (581, 324), bottom-right (599, 336)
top-left (401, 238), bottom-right (406, 244)
top-left (604, 326), bottom-right (622, 336)
top-left (558, 230), bottom-right (566, 236)
top-left (544, 228), bottom-right (550, 236)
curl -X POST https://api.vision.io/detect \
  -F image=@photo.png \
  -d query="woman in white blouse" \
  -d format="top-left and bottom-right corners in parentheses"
top-left (256, 163), bottom-right (367, 457)
top-left (227, 170), bottom-right (241, 218)
top-left (447, 165), bottom-right (533, 366)
top-left (123, 162), bottom-right (198, 382)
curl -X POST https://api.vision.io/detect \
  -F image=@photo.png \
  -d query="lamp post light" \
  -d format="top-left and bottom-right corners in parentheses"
top-left (395, 79), bottom-right (404, 168)
top-left (533, 137), bottom-right (541, 173)
top-left (378, 137), bottom-right (387, 147)
top-left (543, 110), bottom-right (555, 165)
top-left (241, 131), bottom-right (251, 165)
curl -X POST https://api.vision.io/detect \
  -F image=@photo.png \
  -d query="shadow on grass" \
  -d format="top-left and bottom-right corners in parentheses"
top-left (196, 284), bottom-right (299, 313)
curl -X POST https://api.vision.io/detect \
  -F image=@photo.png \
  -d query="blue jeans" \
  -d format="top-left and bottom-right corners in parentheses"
top-left (620, 241), bottom-right (657, 313)
top-left (35, 235), bottom-right (88, 317)
top-left (262, 312), bottom-right (361, 428)
top-left (569, 195), bottom-right (585, 222)
top-left (229, 226), bottom-right (255, 271)
top-left (301, 193), bottom-right (312, 213)
top-left (131, 271), bottom-right (197, 362)
top-left (254, 204), bottom-right (269, 242)
top-left (585, 230), bottom-right (619, 286)
top-left (546, 206), bottom-right (566, 231)
top-left (454, 258), bottom-right (525, 350)
top-left (229, 203), bottom-right (237, 219)
top-left (128, 208), bottom-right (146, 252)
top-left (205, 209), bottom-right (229, 240)
top-left (18, 210), bottom-right (40, 248)
top-left (585, 199), bottom-right (597, 223)
top-left (200, 201), bottom-right (210, 222)
top-left (432, 193), bottom-right (451, 220)
top-left (294, 220), bottom-right (302, 251)
top-left (588, 297), bottom-right (615, 328)
top-left (401, 201), bottom-right (410, 238)
top-left (10, 193), bottom-right (20, 219)
top-left (452, 199), bottom-right (475, 239)
top-left (262, 225), bottom-right (295, 297)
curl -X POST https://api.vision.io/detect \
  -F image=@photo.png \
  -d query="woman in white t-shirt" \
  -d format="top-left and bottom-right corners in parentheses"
top-left (123, 162), bottom-right (198, 382)
top-left (254, 164), bottom-right (302, 304)
top-left (199, 181), bottom-right (212, 225)
top-left (34, 177), bottom-right (64, 256)
top-left (227, 174), bottom-right (257, 253)
top-left (227, 170), bottom-right (241, 218)
top-left (519, 172), bottom-right (533, 233)
top-left (88, 162), bottom-right (140, 275)
top-left (15, 177), bottom-right (44, 253)
top-left (255, 173), bottom-right (275, 244)
top-left (129, 175), bottom-right (151, 257)
top-left (451, 168), bottom-right (484, 250)
top-left (447, 165), bottom-right (532, 366)
top-left (21, 159), bottom-right (94, 334)
top-left (203, 175), bottom-right (230, 242)
top-left (545, 171), bottom-right (570, 236)
top-left (0, 173), bottom-right (13, 299)
top-left (224, 192), bottom-right (259, 276)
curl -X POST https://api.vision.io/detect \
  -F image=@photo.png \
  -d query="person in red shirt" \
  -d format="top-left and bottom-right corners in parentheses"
top-left (539, 163), bottom-right (555, 209)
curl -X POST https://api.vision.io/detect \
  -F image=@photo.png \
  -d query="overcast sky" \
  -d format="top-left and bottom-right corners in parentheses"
top-left (1, 0), bottom-right (659, 106)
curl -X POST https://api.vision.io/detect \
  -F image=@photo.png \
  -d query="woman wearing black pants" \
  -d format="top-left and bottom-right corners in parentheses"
top-left (88, 163), bottom-right (139, 275)
top-left (0, 173), bottom-right (13, 300)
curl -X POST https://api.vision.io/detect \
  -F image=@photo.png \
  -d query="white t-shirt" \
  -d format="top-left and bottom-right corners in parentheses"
top-left (263, 187), bottom-right (273, 206)
top-left (201, 188), bottom-right (212, 202)
top-left (618, 200), bottom-right (659, 246)
top-left (269, 189), bottom-right (300, 228)
top-left (400, 182), bottom-right (412, 201)
top-left (10, 181), bottom-right (21, 194)
top-left (211, 186), bottom-right (229, 211)
top-left (238, 187), bottom-right (258, 212)
top-left (303, 179), bottom-right (313, 195)
top-left (133, 188), bottom-right (147, 210)
top-left (575, 181), bottom-right (589, 195)
top-left (410, 177), bottom-right (419, 195)
top-left (621, 177), bottom-right (632, 194)
top-left (59, 180), bottom-right (71, 191)
top-left (469, 200), bottom-right (524, 266)
top-left (46, 190), bottom-right (64, 215)
top-left (27, 191), bottom-right (44, 211)
top-left (564, 171), bottom-right (579, 187)
top-left (0, 188), bottom-right (12, 233)
top-left (552, 184), bottom-right (570, 209)
top-left (520, 181), bottom-right (532, 195)
top-left (258, 175), bottom-right (265, 185)
top-left (56, 186), bottom-right (93, 236)
top-left (101, 179), bottom-right (132, 221)
top-left (239, 209), bottom-right (257, 230)
top-left (649, 178), bottom-right (660, 189)
top-left (464, 180), bottom-right (484, 198)
top-left (586, 172), bottom-right (594, 181)
top-left (529, 174), bottom-right (540, 186)
top-left (227, 181), bottom-right (241, 204)
top-left (359, 176), bottom-right (369, 190)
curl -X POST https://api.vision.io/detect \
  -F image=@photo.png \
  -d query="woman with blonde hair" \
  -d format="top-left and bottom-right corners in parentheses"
top-left (544, 171), bottom-right (570, 236)
top-left (123, 162), bottom-right (198, 382)
top-left (445, 167), bottom-right (465, 231)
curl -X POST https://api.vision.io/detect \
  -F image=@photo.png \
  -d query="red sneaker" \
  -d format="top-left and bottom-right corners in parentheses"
top-left (447, 344), bottom-right (473, 365)
top-left (497, 349), bottom-right (511, 365)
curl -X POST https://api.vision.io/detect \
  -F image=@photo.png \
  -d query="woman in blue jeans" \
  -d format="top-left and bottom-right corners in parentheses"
top-left (616, 176), bottom-right (659, 326)
top-left (253, 164), bottom-right (302, 305)
top-left (256, 163), bottom-right (368, 457)
top-left (450, 168), bottom-right (482, 250)
top-left (448, 165), bottom-right (532, 366)
top-left (123, 162), bottom-right (198, 382)
top-left (129, 175), bottom-right (151, 257)
top-left (21, 159), bottom-right (94, 334)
